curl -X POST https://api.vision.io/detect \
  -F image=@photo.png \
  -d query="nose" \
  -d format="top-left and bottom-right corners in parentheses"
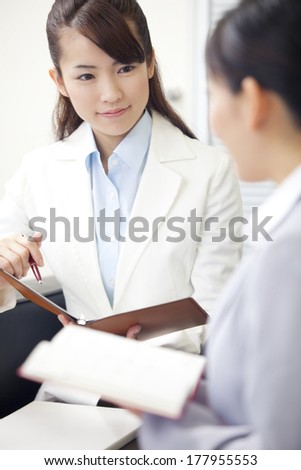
top-left (99, 76), bottom-right (122, 103)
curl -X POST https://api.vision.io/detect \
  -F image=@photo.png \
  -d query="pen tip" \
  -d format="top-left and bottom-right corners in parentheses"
top-left (39, 280), bottom-right (43, 284)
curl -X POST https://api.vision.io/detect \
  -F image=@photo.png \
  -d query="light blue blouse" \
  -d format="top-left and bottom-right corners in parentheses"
top-left (86, 111), bottom-right (152, 305)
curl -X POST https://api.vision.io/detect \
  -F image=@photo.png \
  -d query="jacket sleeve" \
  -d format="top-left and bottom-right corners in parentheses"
top-left (140, 400), bottom-right (255, 450)
top-left (0, 160), bottom-right (30, 312)
top-left (0, 286), bottom-right (16, 313)
top-left (0, 159), bottom-right (31, 237)
top-left (140, 379), bottom-right (254, 450)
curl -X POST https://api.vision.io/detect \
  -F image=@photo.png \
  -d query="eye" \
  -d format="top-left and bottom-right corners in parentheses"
top-left (118, 65), bottom-right (135, 74)
top-left (78, 73), bottom-right (95, 81)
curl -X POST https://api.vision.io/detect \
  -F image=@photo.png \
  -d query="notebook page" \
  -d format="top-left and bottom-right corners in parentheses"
top-left (20, 326), bottom-right (206, 418)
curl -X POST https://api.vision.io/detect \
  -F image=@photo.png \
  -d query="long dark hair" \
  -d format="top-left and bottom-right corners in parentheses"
top-left (46, 0), bottom-right (196, 140)
top-left (206, 0), bottom-right (301, 128)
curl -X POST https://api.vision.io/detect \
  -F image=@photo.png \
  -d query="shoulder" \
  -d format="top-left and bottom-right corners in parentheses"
top-left (21, 139), bottom-right (66, 167)
top-left (248, 205), bottom-right (301, 291)
top-left (151, 111), bottom-right (231, 171)
top-left (21, 123), bottom-right (89, 167)
top-left (242, 218), bottom-right (301, 341)
top-left (150, 113), bottom-right (238, 193)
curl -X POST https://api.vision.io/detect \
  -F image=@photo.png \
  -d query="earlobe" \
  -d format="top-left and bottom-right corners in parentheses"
top-left (49, 68), bottom-right (69, 98)
top-left (241, 77), bottom-right (269, 130)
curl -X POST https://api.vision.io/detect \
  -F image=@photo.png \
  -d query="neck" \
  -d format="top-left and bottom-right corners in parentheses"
top-left (256, 98), bottom-right (301, 183)
top-left (262, 131), bottom-right (301, 183)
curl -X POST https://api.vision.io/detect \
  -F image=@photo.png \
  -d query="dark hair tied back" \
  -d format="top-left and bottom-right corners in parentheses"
top-left (47, 0), bottom-right (196, 140)
top-left (206, 0), bottom-right (301, 127)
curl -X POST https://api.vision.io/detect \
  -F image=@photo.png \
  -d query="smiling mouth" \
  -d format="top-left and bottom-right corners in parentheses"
top-left (99, 107), bottom-right (130, 118)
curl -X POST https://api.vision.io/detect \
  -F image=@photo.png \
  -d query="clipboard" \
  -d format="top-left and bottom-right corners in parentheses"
top-left (0, 268), bottom-right (208, 340)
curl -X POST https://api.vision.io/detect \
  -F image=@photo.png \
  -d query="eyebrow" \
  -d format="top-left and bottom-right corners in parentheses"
top-left (73, 65), bottom-right (98, 69)
top-left (73, 60), bottom-right (122, 70)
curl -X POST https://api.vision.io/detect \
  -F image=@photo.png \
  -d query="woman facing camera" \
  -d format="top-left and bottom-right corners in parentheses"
top-left (0, 1), bottom-right (241, 356)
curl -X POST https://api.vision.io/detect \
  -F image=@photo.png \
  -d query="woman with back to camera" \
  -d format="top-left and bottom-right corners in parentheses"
top-left (0, 0), bottom-right (241, 357)
top-left (140, 0), bottom-right (301, 449)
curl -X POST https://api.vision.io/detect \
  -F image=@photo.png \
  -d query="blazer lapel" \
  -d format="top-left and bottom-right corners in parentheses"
top-left (52, 126), bottom-right (113, 315)
top-left (113, 113), bottom-right (195, 307)
top-left (113, 154), bottom-right (182, 307)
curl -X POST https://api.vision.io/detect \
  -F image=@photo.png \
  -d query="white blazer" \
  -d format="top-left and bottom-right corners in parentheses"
top-left (0, 112), bottom-right (242, 352)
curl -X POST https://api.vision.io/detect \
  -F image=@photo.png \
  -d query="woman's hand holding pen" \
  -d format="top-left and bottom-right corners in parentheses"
top-left (0, 233), bottom-right (44, 288)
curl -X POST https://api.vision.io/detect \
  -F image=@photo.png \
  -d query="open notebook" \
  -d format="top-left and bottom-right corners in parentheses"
top-left (19, 326), bottom-right (206, 419)
top-left (0, 268), bottom-right (208, 340)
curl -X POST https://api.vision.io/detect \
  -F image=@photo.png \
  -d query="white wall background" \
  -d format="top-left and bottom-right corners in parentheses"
top-left (138, 0), bottom-right (200, 135)
top-left (0, 0), bottom-right (56, 198)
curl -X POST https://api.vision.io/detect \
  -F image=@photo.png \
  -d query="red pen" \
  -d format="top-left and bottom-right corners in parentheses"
top-left (28, 254), bottom-right (43, 284)
top-left (20, 233), bottom-right (43, 284)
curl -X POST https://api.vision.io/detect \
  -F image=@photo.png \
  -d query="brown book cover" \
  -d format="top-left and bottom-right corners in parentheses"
top-left (0, 268), bottom-right (208, 340)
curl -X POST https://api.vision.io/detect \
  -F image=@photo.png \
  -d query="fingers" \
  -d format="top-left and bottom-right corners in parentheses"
top-left (0, 242), bottom-right (29, 279)
top-left (126, 324), bottom-right (142, 340)
top-left (20, 233), bottom-right (44, 266)
top-left (0, 233), bottom-right (44, 280)
top-left (27, 232), bottom-right (43, 250)
top-left (58, 314), bottom-right (75, 327)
